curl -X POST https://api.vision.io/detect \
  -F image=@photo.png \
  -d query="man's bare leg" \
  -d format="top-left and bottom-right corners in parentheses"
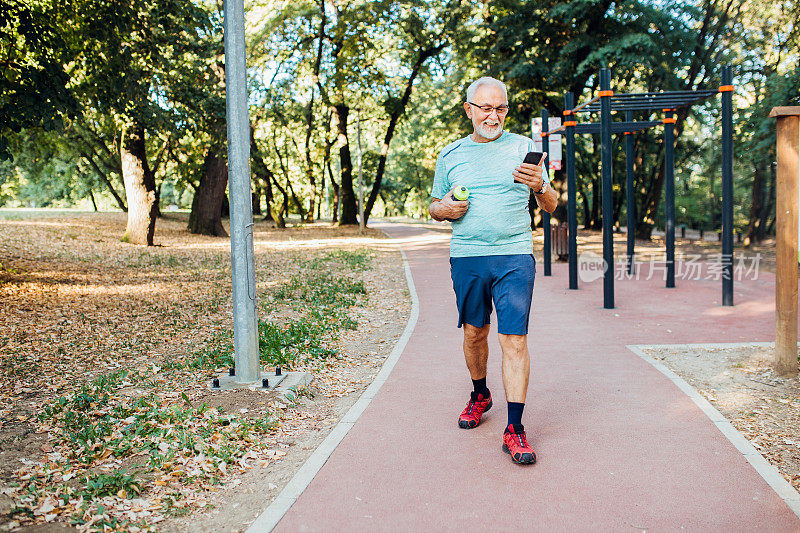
top-left (498, 333), bottom-right (529, 403)
top-left (458, 324), bottom-right (493, 428)
top-left (498, 332), bottom-right (535, 463)
top-left (463, 324), bottom-right (490, 379)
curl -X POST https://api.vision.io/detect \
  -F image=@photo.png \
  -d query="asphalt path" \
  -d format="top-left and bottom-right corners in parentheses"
top-left (273, 222), bottom-right (800, 532)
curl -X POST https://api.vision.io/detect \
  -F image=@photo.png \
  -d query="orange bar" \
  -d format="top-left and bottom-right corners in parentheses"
top-left (563, 110), bottom-right (573, 116)
top-left (564, 121), bottom-right (577, 127)
top-left (718, 85), bottom-right (734, 92)
top-left (571, 95), bottom-right (601, 113)
top-left (663, 117), bottom-right (677, 124)
top-left (598, 90), bottom-right (613, 97)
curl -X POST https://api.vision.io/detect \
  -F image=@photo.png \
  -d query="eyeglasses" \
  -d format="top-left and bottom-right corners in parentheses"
top-left (468, 102), bottom-right (509, 115)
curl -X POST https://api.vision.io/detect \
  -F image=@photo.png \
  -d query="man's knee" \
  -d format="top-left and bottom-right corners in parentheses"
top-left (499, 333), bottom-right (527, 357)
top-left (463, 323), bottom-right (490, 345)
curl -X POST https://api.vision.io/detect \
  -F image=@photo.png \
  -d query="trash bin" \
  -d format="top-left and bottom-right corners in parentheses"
top-left (551, 222), bottom-right (569, 262)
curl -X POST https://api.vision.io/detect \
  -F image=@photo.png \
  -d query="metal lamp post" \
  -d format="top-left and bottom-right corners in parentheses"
top-left (224, 0), bottom-right (260, 383)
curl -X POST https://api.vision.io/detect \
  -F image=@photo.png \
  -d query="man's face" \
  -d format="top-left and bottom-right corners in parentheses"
top-left (463, 83), bottom-right (508, 142)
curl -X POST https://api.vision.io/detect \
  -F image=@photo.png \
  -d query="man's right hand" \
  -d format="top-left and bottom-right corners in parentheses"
top-left (430, 187), bottom-right (469, 221)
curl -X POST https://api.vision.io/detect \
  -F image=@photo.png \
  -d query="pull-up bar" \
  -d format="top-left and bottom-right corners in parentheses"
top-left (540, 66), bottom-right (735, 309)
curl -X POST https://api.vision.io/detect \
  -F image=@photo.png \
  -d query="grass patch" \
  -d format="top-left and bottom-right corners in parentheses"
top-left (81, 470), bottom-right (141, 499)
top-left (183, 330), bottom-right (235, 371)
top-left (261, 249), bottom-right (368, 367)
top-left (315, 249), bottom-right (373, 271)
top-left (187, 248), bottom-right (371, 371)
top-left (258, 317), bottom-right (338, 367)
top-left (24, 367), bottom-right (277, 529)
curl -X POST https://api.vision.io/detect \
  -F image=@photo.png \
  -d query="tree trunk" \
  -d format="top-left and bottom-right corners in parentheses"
top-left (89, 189), bottom-right (98, 212)
top-left (221, 193), bottom-right (230, 218)
top-left (634, 143), bottom-right (659, 239)
top-left (302, 10), bottom-right (326, 222)
top-left (335, 104), bottom-right (357, 225)
top-left (263, 175), bottom-right (274, 221)
top-left (271, 175), bottom-right (288, 228)
top-left (763, 162), bottom-right (777, 235)
top-left (590, 174), bottom-right (600, 229)
top-left (318, 170), bottom-right (324, 220)
top-left (634, 107), bottom-right (691, 240)
top-left (120, 124), bottom-right (158, 245)
top-left (286, 177), bottom-right (307, 218)
top-left (250, 127), bottom-right (274, 221)
top-left (328, 156), bottom-right (339, 224)
top-left (188, 152), bottom-right (228, 237)
top-left (323, 113), bottom-right (338, 223)
top-left (80, 151), bottom-right (127, 211)
top-left (581, 194), bottom-right (591, 228)
top-left (252, 187), bottom-right (262, 216)
top-left (154, 184), bottom-right (163, 218)
top-left (363, 43), bottom-right (444, 224)
top-left (272, 134), bottom-right (307, 220)
top-left (746, 162), bottom-right (768, 244)
top-left (613, 174), bottom-right (624, 228)
top-left (587, 136), bottom-right (600, 229)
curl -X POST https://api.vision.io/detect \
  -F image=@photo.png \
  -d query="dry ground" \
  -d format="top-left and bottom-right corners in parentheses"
top-left (0, 210), bottom-right (410, 532)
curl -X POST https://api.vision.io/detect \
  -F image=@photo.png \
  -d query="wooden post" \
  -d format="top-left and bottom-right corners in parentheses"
top-left (769, 106), bottom-right (800, 377)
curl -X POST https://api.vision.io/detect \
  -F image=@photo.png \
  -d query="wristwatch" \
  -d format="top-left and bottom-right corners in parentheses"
top-left (534, 181), bottom-right (548, 195)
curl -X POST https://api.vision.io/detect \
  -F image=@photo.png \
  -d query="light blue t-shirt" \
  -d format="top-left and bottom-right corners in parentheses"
top-left (431, 131), bottom-right (550, 258)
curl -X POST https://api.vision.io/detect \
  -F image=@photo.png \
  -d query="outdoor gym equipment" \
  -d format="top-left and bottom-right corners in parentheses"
top-left (539, 66), bottom-right (735, 309)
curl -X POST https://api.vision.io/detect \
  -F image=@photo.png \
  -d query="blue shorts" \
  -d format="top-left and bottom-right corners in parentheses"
top-left (449, 254), bottom-right (536, 335)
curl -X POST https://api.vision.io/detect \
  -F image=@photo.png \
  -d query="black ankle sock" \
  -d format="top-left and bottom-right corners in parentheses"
top-left (471, 377), bottom-right (489, 397)
top-left (507, 402), bottom-right (525, 427)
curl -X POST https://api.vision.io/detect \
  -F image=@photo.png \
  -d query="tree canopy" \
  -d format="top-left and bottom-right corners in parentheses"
top-left (1, 0), bottom-right (799, 243)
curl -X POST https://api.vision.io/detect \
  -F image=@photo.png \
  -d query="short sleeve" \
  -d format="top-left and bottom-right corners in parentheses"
top-left (430, 150), bottom-right (450, 200)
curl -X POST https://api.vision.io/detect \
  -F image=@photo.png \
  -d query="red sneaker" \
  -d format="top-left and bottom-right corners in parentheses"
top-left (502, 423), bottom-right (536, 464)
top-left (458, 391), bottom-right (492, 429)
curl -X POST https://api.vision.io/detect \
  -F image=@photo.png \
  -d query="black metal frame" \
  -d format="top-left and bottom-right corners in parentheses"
top-left (543, 66), bottom-right (735, 309)
top-left (542, 109), bottom-right (551, 276)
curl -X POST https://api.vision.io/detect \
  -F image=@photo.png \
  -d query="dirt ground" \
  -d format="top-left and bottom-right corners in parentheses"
top-left (640, 344), bottom-right (800, 492)
top-left (0, 210), bottom-right (410, 532)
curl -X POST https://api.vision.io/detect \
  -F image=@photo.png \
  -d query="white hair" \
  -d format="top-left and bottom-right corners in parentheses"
top-left (466, 76), bottom-right (507, 102)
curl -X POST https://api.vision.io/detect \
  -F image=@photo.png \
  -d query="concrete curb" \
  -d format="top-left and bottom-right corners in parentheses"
top-left (627, 343), bottom-right (800, 519)
top-left (246, 248), bottom-right (420, 532)
top-left (274, 371), bottom-right (312, 401)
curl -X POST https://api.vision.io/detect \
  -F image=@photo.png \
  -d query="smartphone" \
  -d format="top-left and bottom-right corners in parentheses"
top-left (514, 151), bottom-right (545, 184)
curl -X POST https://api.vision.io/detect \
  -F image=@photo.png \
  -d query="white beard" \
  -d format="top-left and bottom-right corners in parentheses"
top-left (476, 120), bottom-right (503, 140)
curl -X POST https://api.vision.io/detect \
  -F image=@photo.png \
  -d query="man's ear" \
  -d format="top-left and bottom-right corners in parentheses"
top-left (463, 102), bottom-right (472, 119)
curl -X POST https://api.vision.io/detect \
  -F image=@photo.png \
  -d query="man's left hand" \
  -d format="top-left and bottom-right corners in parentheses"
top-left (512, 154), bottom-right (546, 193)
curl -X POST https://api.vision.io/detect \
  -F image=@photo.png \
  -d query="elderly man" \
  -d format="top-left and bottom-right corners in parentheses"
top-left (429, 76), bottom-right (557, 464)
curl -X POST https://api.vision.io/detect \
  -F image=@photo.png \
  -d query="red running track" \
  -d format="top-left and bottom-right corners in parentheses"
top-left (274, 223), bottom-right (799, 532)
